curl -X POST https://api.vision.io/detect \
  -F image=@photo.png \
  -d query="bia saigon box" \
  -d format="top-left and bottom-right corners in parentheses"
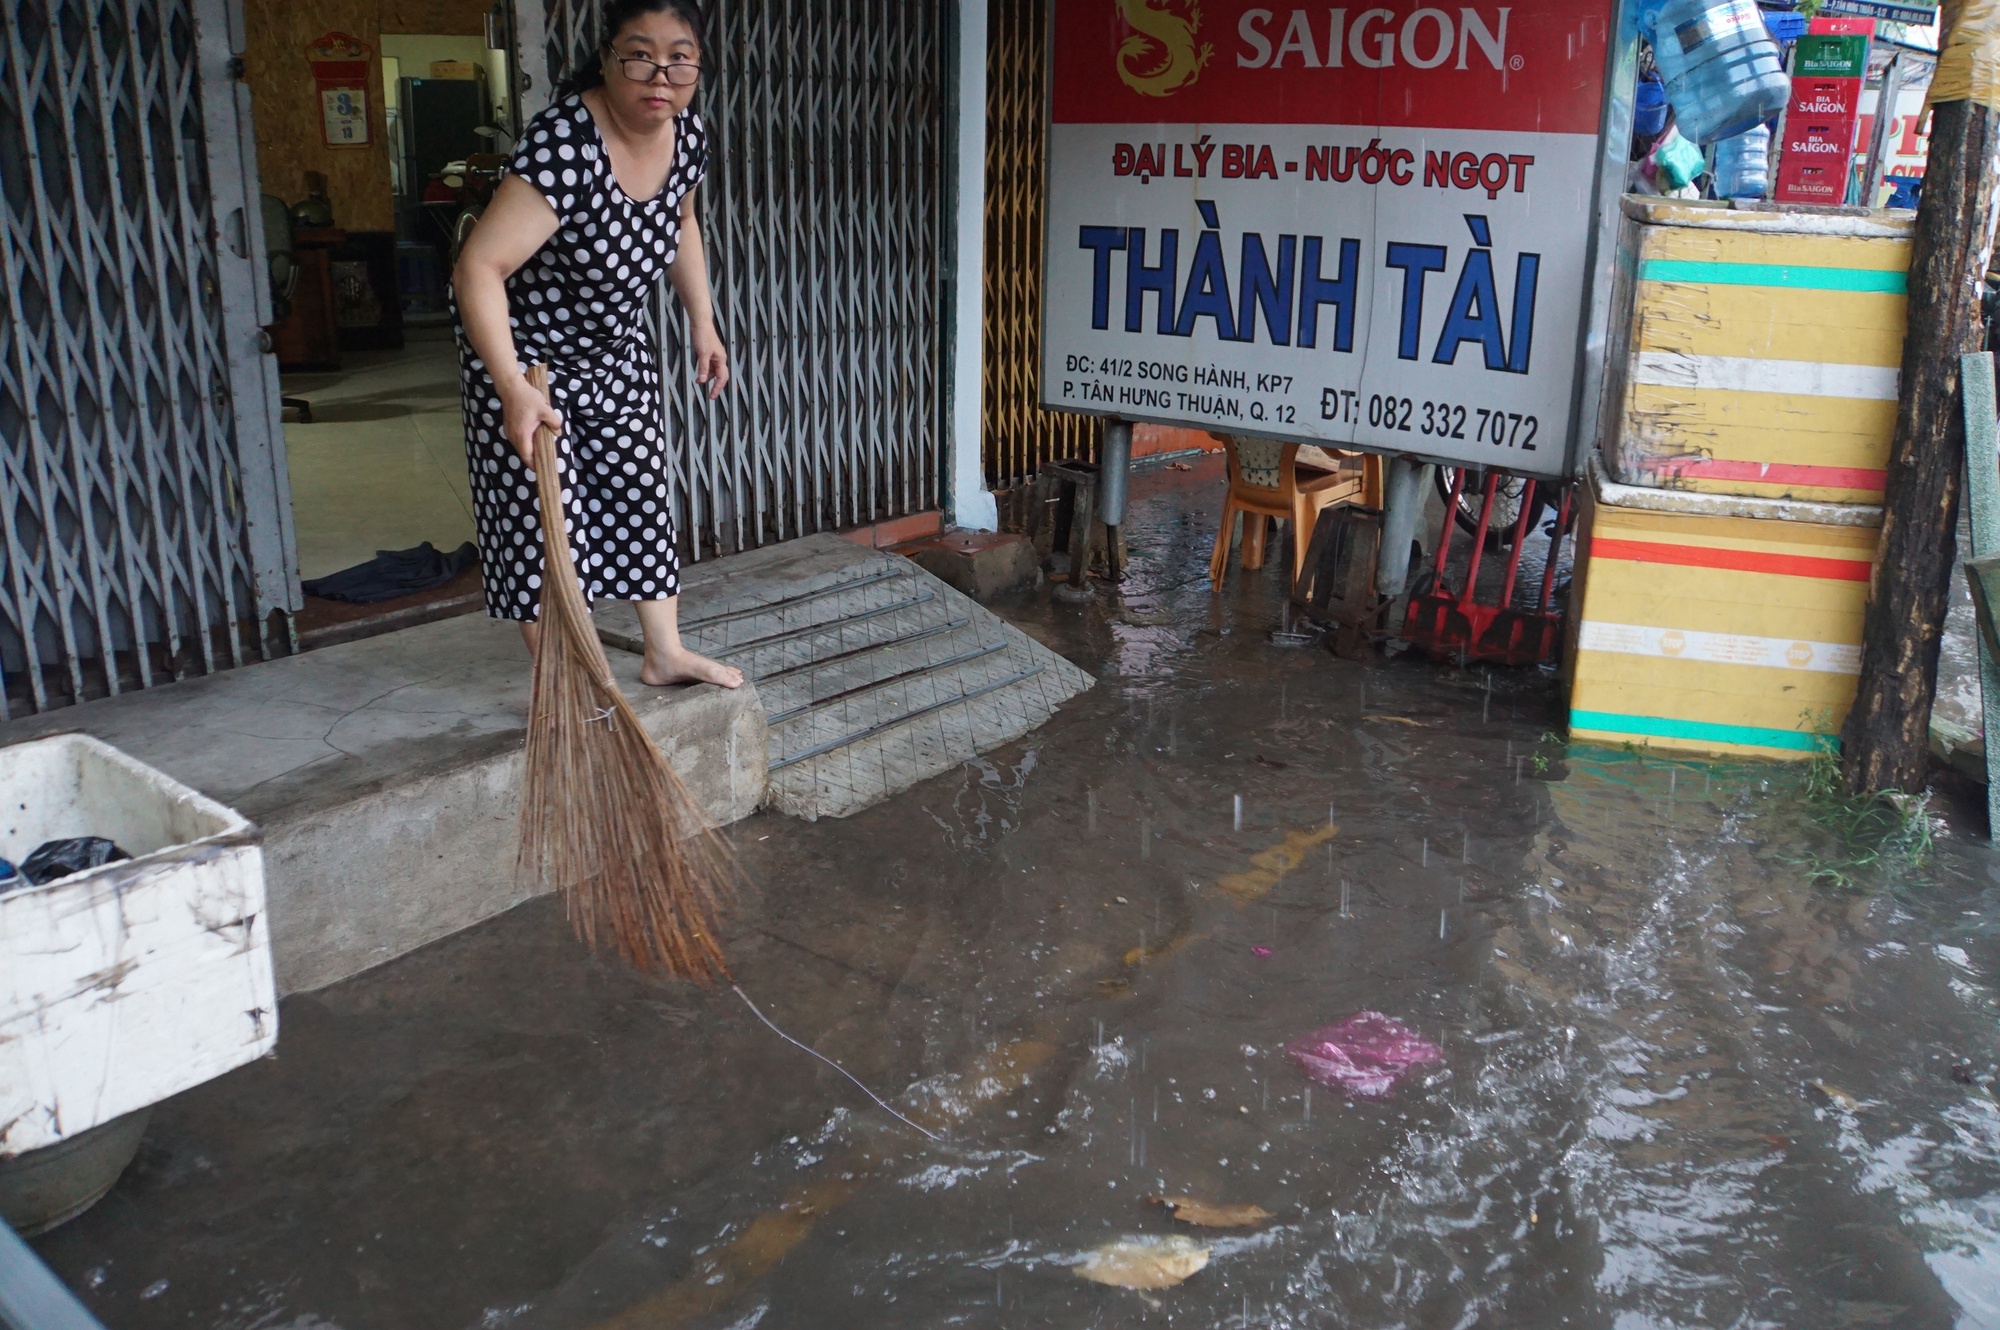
top-left (1774, 22), bottom-right (1873, 205)
top-left (1564, 455), bottom-right (1880, 761)
top-left (1598, 197), bottom-right (1911, 504)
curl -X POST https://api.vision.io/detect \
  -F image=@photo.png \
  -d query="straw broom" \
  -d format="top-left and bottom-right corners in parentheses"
top-left (517, 364), bottom-right (733, 983)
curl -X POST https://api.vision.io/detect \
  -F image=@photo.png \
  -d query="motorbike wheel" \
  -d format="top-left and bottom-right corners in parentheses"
top-left (1433, 468), bottom-right (1547, 548)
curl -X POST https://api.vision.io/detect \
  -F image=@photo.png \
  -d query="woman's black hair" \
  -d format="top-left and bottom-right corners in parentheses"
top-left (551, 0), bottom-right (706, 101)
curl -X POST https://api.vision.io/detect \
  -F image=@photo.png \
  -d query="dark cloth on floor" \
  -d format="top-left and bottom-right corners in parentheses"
top-left (302, 541), bottom-right (477, 604)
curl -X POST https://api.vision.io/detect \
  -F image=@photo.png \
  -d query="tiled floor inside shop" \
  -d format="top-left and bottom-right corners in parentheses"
top-left (281, 325), bottom-right (476, 581)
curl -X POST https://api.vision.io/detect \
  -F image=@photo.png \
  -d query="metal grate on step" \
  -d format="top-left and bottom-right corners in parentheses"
top-left (766, 639), bottom-right (1009, 724)
top-left (751, 616), bottom-right (970, 684)
top-left (707, 590), bottom-right (937, 660)
top-left (680, 568), bottom-right (913, 631)
top-left (768, 664), bottom-right (1048, 772)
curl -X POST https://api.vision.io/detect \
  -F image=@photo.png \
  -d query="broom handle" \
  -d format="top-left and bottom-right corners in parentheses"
top-left (525, 364), bottom-right (611, 681)
top-left (527, 362), bottom-right (587, 613)
top-left (527, 363), bottom-right (565, 552)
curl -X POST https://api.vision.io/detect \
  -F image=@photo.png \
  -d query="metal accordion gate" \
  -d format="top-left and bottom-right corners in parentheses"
top-left (540, 0), bottom-right (952, 559)
top-left (1, 0), bottom-right (291, 720)
top-left (981, 0), bottom-right (1097, 492)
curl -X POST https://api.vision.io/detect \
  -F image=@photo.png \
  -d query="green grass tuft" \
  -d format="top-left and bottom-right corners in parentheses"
top-left (1785, 727), bottom-right (1935, 893)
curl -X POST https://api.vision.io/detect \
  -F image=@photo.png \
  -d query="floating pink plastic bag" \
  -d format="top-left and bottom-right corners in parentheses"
top-left (1286, 1012), bottom-right (1442, 1099)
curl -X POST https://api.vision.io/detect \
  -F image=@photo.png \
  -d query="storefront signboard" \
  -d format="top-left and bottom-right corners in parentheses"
top-left (1820, 0), bottom-right (1936, 24)
top-left (1041, 2), bottom-right (1622, 479)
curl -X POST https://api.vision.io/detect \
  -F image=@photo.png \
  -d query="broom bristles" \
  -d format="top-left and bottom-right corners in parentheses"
top-left (517, 363), bottom-right (734, 984)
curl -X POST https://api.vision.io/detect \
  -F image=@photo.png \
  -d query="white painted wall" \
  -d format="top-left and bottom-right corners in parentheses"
top-left (515, 0), bottom-right (553, 123)
top-left (948, 0), bottom-right (999, 532)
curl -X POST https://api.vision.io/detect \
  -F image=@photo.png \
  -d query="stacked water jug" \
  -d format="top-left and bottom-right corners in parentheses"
top-left (1646, 0), bottom-right (1792, 199)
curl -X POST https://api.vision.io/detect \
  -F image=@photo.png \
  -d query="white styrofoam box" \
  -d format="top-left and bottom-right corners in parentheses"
top-left (0, 734), bottom-right (277, 1155)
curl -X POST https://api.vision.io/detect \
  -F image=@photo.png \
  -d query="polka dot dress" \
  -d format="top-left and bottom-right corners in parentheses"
top-left (455, 93), bottom-right (707, 621)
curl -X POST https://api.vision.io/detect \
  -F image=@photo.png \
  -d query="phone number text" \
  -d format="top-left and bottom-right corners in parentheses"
top-left (1320, 390), bottom-right (1538, 450)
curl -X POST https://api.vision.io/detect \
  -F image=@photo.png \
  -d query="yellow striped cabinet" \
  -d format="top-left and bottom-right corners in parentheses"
top-left (1564, 457), bottom-right (1881, 761)
top-left (1599, 199), bottom-right (1913, 506)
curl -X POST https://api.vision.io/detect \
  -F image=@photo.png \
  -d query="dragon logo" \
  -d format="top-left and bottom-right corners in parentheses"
top-left (1116, 0), bottom-right (1212, 97)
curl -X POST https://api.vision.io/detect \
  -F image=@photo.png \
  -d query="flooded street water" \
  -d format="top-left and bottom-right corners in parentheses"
top-left (34, 457), bottom-right (2000, 1328)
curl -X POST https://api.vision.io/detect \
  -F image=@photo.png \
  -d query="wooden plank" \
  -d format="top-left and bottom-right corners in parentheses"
top-left (1959, 350), bottom-right (2000, 827)
top-left (1642, 224), bottom-right (1914, 272)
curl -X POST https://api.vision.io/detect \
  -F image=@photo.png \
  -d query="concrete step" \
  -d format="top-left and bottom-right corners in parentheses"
top-left (1, 534), bottom-right (1086, 994)
top-left (0, 615), bottom-right (766, 994)
top-left (597, 534), bottom-right (1094, 820)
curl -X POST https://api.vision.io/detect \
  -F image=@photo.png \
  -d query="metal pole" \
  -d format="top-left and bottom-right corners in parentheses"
top-left (1098, 418), bottom-right (1131, 526)
top-left (1093, 417), bottom-right (1132, 584)
top-left (1862, 52), bottom-right (1905, 210)
top-left (1375, 457), bottom-right (1434, 598)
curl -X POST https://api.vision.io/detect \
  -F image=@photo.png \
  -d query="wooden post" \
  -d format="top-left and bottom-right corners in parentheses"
top-left (1841, 97), bottom-right (2000, 795)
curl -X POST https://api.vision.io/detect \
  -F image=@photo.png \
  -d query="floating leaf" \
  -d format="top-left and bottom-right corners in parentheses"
top-left (1146, 1196), bottom-right (1274, 1228)
top-left (1075, 1235), bottom-right (1210, 1289)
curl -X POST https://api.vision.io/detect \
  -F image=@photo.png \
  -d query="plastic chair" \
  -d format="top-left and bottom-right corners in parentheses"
top-left (1207, 435), bottom-right (1370, 592)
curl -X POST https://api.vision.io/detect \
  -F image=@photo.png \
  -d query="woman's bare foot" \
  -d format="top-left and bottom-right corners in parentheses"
top-left (640, 644), bottom-right (744, 689)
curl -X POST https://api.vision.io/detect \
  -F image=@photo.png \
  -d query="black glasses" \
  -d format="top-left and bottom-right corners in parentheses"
top-left (612, 53), bottom-right (701, 86)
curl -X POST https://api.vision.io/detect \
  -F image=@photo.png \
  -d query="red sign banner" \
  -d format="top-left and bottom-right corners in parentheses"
top-left (1052, 3), bottom-right (1611, 134)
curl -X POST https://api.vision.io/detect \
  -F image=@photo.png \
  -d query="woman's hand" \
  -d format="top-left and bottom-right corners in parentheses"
top-left (691, 323), bottom-right (730, 399)
top-left (499, 376), bottom-right (565, 467)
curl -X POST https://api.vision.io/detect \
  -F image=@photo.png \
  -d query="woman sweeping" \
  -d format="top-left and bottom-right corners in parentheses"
top-left (453, 0), bottom-right (741, 690)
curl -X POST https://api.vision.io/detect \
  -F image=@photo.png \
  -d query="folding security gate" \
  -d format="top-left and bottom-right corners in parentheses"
top-left (541, 0), bottom-right (952, 558)
top-left (0, 0), bottom-right (292, 719)
top-left (982, 0), bottom-right (1097, 490)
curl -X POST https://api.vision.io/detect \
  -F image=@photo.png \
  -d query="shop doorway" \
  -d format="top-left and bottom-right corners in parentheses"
top-left (245, 1), bottom-right (522, 643)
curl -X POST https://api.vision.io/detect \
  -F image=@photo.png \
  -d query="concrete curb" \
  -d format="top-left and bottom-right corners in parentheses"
top-left (0, 615), bottom-right (767, 995)
top-left (263, 676), bottom-right (764, 993)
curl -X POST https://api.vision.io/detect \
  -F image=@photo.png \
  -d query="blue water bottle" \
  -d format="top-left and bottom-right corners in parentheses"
top-left (1651, 0), bottom-right (1792, 145)
top-left (1712, 123), bottom-right (1771, 198)
top-left (1635, 74), bottom-right (1671, 139)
